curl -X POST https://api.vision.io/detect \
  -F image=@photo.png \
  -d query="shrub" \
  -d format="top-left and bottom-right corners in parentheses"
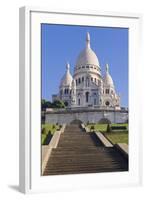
top-left (90, 125), bottom-right (95, 131)
top-left (59, 125), bottom-right (62, 129)
top-left (52, 125), bottom-right (56, 129)
top-left (41, 127), bottom-right (47, 135)
top-left (107, 124), bottom-right (111, 133)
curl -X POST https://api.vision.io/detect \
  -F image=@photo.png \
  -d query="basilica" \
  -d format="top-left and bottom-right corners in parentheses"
top-left (52, 32), bottom-right (121, 110)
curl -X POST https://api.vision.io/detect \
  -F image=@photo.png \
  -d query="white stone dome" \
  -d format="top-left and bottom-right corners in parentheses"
top-left (104, 64), bottom-right (114, 87)
top-left (76, 32), bottom-right (100, 67)
top-left (60, 63), bottom-right (73, 87)
top-left (104, 73), bottom-right (114, 86)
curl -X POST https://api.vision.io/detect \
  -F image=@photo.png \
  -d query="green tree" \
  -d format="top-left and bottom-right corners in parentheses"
top-left (41, 99), bottom-right (52, 110)
top-left (52, 100), bottom-right (65, 108)
top-left (64, 101), bottom-right (68, 107)
top-left (45, 101), bottom-right (52, 108)
top-left (41, 99), bottom-right (46, 111)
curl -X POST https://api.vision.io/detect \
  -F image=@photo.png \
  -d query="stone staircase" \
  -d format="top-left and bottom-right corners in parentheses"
top-left (43, 123), bottom-right (128, 175)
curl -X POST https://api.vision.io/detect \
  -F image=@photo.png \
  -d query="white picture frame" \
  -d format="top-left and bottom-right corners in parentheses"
top-left (19, 6), bottom-right (142, 194)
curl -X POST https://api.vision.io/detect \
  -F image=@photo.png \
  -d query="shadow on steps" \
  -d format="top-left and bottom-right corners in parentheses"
top-left (43, 131), bottom-right (53, 145)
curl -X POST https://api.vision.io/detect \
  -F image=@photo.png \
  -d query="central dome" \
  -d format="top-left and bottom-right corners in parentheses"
top-left (76, 32), bottom-right (100, 67)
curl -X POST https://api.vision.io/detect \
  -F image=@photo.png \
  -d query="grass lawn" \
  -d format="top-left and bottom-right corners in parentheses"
top-left (86, 123), bottom-right (128, 144)
top-left (111, 123), bottom-right (128, 128)
top-left (87, 123), bottom-right (128, 132)
top-left (41, 134), bottom-right (47, 145)
top-left (41, 124), bottom-right (60, 145)
top-left (87, 124), bottom-right (108, 132)
top-left (104, 132), bottom-right (128, 144)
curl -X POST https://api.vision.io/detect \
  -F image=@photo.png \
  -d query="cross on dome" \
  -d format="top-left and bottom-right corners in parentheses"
top-left (106, 63), bottom-right (109, 73)
top-left (75, 32), bottom-right (100, 67)
top-left (86, 32), bottom-right (90, 48)
top-left (66, 62), bottom-right (70, 70)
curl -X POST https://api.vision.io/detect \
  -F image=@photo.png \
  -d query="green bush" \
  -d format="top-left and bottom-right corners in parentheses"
top-left (52, 125), bottom-right (56, 129)
top-left (59, 125), bottom-right (62, 129)
top-left (90, 125), bottom-right (95, 131)
top-left (107, 124), bottom-right (111, 133)
top-left (42, 127), bottom-right (47, 135)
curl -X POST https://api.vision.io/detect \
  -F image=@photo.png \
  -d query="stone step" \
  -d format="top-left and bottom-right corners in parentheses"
top-left (47, 159), bottom-right (125, 165)
top-left (44, 166), bottom-right (127, 175)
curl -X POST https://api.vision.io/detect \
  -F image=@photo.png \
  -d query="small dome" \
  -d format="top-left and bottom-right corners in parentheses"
top-left (60, 63), bottom-right (73, 87)
top-left (103, 64), bottom-right (114, 87)
top-left (104, 73), bottom-right (114, 86)
top-left (76, 32), bottom-right (100, 67)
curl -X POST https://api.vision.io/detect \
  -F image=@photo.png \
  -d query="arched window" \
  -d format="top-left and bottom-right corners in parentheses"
top-left (82, 77), bottom-right (84, 82)
top-left (78, 98), bottom-right (80, 105)
top-left (98, 80), bottom-right (101, 85)
top-left (86, 77), bottom-right (89, 87)
top-left (91, 77), bottom-right (93, 81)
top-left (106, 89), bottom-right (109, 94)
top-left (95, 78), bottom-right (96, 82)
top-left (86, 92), bottom-right (89, 103)
top-left (78, 78), bottom-right (81, 84)
top-left (94, 98), bottom-right (97, 105)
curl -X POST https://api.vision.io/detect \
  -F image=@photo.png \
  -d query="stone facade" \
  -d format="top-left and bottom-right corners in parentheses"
top-left (48, 32), bottom-right (128, 124)
top-left (52, 32), bottom-right (120, 110)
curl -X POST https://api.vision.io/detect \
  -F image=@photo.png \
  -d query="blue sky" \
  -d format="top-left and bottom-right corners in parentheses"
top-left (41, 24), bottom-right (128, 107)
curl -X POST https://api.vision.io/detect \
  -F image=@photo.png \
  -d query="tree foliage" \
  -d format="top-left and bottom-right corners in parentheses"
top-left (41, 99), bottom-right (66, 110)
top-left (64, 101), bottom-right (68, 107)
top-left (41, 99), bottom-right (52, 111)
top-left (52, 100), bottom-right (65, 108)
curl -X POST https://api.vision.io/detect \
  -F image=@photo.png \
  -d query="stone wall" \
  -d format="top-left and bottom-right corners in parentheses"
top-left (45, 108), bottom-right (128, 124)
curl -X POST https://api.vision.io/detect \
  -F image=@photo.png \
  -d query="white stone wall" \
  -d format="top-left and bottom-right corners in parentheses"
top-left (45, 110), bottom-right (128, 125)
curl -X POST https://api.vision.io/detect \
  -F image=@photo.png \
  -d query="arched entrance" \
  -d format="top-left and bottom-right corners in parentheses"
top-left (70, 119), bottom-right (83, 125)
top-left (85, 92), bottom-right (89, 103)
top-left (98, 118), bottom-right (111, 124)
